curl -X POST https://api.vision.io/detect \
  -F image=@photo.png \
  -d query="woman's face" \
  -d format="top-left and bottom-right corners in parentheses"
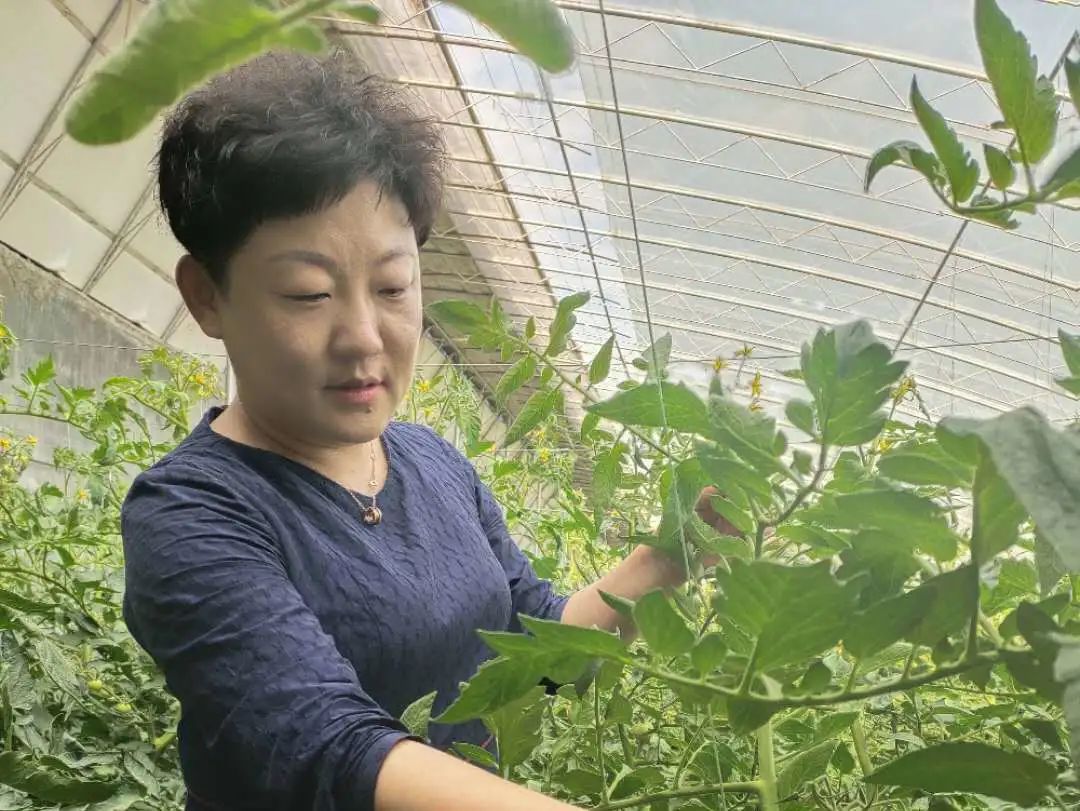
top-left (189, 180), bottom-right (423, 448)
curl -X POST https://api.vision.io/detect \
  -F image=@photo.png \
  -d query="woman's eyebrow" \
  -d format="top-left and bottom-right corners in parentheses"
top-left (266, 249), bottom-right (341, 273)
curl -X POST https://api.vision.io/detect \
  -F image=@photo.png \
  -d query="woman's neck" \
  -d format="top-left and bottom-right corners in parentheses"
top-left (210, 400), bottom-right (387, 495)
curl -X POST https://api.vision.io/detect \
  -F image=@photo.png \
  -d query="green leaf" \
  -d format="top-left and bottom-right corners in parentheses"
top-left (708, 395), bottom-right (790, 478)
top-left (864, 140), bottom-right (946, 193)
top-left (983, 144), bottom-right (1016, 190)
top-left (503, 388), bottom-right (558, 447)
top-left (338, 3), bottom-right (381, 24)
top-left (939, 409), bottom-right (1080, 572)
top-left (1067, 56), bottom-right (1080, 117)
top-left (428, 299), bottom-right (490, 333)
top-left (545, 291), bottom-right (589, 356)
top-left (25, 356), bottom-right (55, 387)
top-left (436, 655), bottom-right (547, 723)
top-left (588, 335), bottom-right (615, 385)
top-left (799, 321), bottom-right (907, 447)
top-left (65, 0), bottom-right (327, 145)
top-left (494, 355), bottom-right (536, 406)
top-left (970, 453), bottom-right (1026, 564)
top-left (633, 590), bottom-right (695, 658)
top-left (844, 587), bottom-right (936, 659)
top-left (447, 0), bottom-right (575, 73)
top-left (1043, 146), bottom-right (1080, 200)
top-left (524, 317), bottom-right (536, 340)
top-left (826, 489), bottom-right (959, 561)
top-left (877, 443), bottom-right (971, 488)
top-left (1035, 531), bottom-right (1067, 596)
top-left (785, 399), bottom-right (816, 437)
top-left (1052, 635), bottom-right (1080, 770)
top-left (0, 752), bottom-right (118, 805)
top-left (486, 687), bottom-right (546, 776)
top-left (864, 741), bottom-right (1056, 806)
top-left (777, 740), bottom-right (838, 801)
top-left (974, 0), bottom-right (1059, 165)
top-left (590, 447), bottom-right (622, 512)
top-left (599, 590), bottom-right (635, 619)
top-left (910, 79), bottom-right (979, 203)
top-left (0, 588), bottom-right (57, 616)
top-left (32, 638), bottom-right (78, 694)
top-left (727, 696), bottom-right (780, 734)
top-left (517, 616), bottom-right (626, 660)
top-left (638, 334), bottom-right (672, 381)
top-left (905, 566), bottom-right (978, 648)
top-left (696, 442), bottom-right (773, 506)
top-left (588, 382), bottom-right (711, 436)
top-left (451, 741), bottom-right (498, 769)
top-left (798, 660), bottom-right (833, 693)
top-left (690, 633), bottom-right (727, 675)
top-left (964, 193), bottom-right (1020, 230)
top-left (713, 561), bottom-right (863, 672)
top-left (1059, 330), bottom-right (1080, 377)
top-left (400, 691), bottom-right (438, 739)
top-left (580, 412), bottom-right (600, 440)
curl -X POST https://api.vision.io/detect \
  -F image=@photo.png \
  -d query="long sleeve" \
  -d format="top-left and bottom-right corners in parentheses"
top-left (473, 476), bottom-right (569, 631)
top-left (121, 463), bottom-right (414, 811)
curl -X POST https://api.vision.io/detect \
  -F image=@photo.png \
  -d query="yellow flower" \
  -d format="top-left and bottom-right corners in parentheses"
top-left (0, 438), bottom-right (10, 451)
top-left (416, 379), bottom-right (431, 393)
top-left (76, 489), bottom-right (90, 503)
top-left (192, 373), bottom-right (209, 388)
top-left (538, 448), bottom-right (551, 463)
top-left (712, 357), bottom-right (728, 373)
top-left (25, 436), bottom-right (37, 447)
top-left (748, 402), bottom-right (764, 412)
top-left (750, 371), bottom-right (763, 398)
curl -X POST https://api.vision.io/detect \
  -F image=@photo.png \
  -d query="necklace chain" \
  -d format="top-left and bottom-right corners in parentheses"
top-left (349, 439), bottom-right (382, 526)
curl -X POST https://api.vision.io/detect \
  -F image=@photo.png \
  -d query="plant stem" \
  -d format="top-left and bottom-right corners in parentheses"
top-left (629, 649), bottom-right (1005, 709)
top-left (756, 724), bottom-right (779, 811)
top-left (965, 562), bottom-right (981, 660)
top-left (593, 682), bottom-right (607, 797)
top-left (851, 716), bottom-right (877, 806)
top-left (591, 780), bottom-right (763, 810)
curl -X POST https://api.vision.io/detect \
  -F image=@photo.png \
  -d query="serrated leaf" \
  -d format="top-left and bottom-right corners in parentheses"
top-left (965, 193), bottom-right (1020, 230)
top-left (690, 633), bottom-right (727, 674)
top-left (590, 448), bottom-right (622, 512)
top-left (727, 696), bottom-right (780, 734)
top-left (825, 489), bottom-right (959, 561)
top-left (865, 741), bottom-right (1055, 806)
top-left (1052, 635), bottom-right (1080, 770)
top-left (983, 144), bottom-right (1016, 190)
top-left (545, 291), bottom-right (589, 356)
top-left (494, 355), bottom-right (536, 406)
top-left (695, 442), bottom-right (773, 506)
top-left (0, 752), bottom-right (118, 805)
top-left (588, 382), bottom-right (710, 436)
top-left (939, 409), bottom-right (1080, 573)
top-left (31, 638), bottom-right (78, 694)
top-left (638, 334), bottom-right (672, 381)
top-left (518, 616), bottom-right (626, 660)
top-left (447, 0), bottom-right (575, 73)
top-left (400, 691), bottom-right (438, 739)
top-left (25, 356), bottom-right (55, 387)
top-left (1035, 531), bottom-right (1067, 596)
top-left (486, 687), bottom-right (546, 776)
top-left (451, 741), bottom-right (498, 769)
top-left (633, 590), bottom-right (695, 657)
top-left (65, 0), bottom-right (327, 145)
top-left (970, 453), bottom-right (1026, 564)
top-left (785, 399), bottom-right (816, 437)
top-left (799, 321), bottom-right (907, 448)
top-left (905, 566), bottom-right (978, 648)
top-left (427, 299), bottom-right (490, 333)
top-left (878, 443), bottom-right (971, 488)
top-left (708, 395), bottom-right (790, 478)
top-left (1043, 145), bottom-right (1080, 200)
top-left (589, 335), bottom-right (615, 385)
top-left (503, 388), bottom-right (558, 447)
top-left (714, 561), bottom-right (863, 672)
top-left (844, 587), bottom-right (935, 659)
top-left (911, 79), bottom-right (979, 203)
top-left (436, 655), bottom-right (547, 724)
top-left (777, 740), bottom-right (838, 801)
top-left (864, 140), bottom-right (947, 192)
top-left (974, 0), bottom-right (1059, 165)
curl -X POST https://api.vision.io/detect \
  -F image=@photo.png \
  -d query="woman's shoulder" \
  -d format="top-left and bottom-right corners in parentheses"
top-left (386, 420), bottom-right (468, 466)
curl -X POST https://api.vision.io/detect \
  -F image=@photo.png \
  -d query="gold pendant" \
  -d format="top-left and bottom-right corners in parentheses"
top-left (362, 505), bottom-right (382, 526)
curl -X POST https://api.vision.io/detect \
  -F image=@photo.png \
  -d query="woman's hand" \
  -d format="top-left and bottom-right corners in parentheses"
top-left (693, 486), bottom-right (742, 568)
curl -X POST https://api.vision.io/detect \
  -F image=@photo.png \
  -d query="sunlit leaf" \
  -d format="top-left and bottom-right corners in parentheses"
top-left (983, 144), bottom-right (1016, 190)
top-left (713, 561), bottom-right (863, 672)
top-left (588, 382), bottom-right (711, 436)
top-left (1067, 56), bottom-right (1080, 117)
top-left (633, 589), bottom-right (695, 658)
top-left (588, 335), bottom-right (615, 385)
top-left (486, 687), bottom-right (546, 776)
top-left (865, 742), bottom-right (1056, 806)
top-left (864, 140), bottom-right (946, 193)
top-left (447, 0), bottom-right (575, 73)
top-left (494, 355), bottom-right (536, 406)
top-left (824, 489), bottom-right (959, 561)
top-left (910, 79), bottom-right (978, 203)
top-left (878, 442), bottom-right (971, 488)
top-left (974, 0), bottom-right (1059, 165)
top-left (545, 291), bottom-right (589, 357)
top-left (503, 388), bottom-right (559, 446)
top-left (1041, 145), bottom-right (1080, 199)
top-left (400, 690), bottom-right (438, 739)
top-left (518, 616), bottom-right (626, 660)
top-left (65, 0), bottom-right (327, 145)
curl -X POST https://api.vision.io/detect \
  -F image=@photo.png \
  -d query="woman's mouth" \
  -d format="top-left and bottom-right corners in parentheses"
top-left (327, 380), bottom-right (385, 405)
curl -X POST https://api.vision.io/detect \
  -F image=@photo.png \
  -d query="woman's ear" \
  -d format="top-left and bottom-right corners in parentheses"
top-left (175, 255), bottom-right (225, 340)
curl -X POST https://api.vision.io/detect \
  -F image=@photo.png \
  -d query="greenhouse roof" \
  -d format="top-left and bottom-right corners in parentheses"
top-left (2, 0), bottom-right (1078, 434)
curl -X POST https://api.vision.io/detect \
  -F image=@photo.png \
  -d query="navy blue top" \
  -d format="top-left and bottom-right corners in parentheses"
top-left (121, 406), bottom-right (568, 811)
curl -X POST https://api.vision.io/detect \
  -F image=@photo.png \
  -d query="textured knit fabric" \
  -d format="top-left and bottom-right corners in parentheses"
top-left (120, 406), bottom-right (569, 811)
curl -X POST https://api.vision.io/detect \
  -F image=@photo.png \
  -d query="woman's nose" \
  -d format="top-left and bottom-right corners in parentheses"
top-left (333, 301), bottom-right (384, 357)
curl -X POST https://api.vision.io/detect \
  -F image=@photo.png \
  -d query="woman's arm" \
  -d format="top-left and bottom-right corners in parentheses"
top-left (376, 740), bottom-right (578, 810)
top-left (561, 487), bottom-right (737, 636)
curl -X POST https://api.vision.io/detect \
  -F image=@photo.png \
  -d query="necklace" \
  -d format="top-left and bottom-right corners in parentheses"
top-left (348, 439), bottom-right (382, 526)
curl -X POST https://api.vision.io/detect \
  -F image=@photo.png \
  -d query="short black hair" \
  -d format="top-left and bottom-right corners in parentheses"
top-left (157, 49), bottom-right (445, 286)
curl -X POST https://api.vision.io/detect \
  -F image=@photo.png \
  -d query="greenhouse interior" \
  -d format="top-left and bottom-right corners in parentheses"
top-left (0, 0), bottom-right (1079, 808)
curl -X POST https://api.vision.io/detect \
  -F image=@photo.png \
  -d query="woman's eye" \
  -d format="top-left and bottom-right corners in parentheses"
top-left (287, 293), bottom-right (330, 302)
top-left (380, 288), bottom-right (406, 298)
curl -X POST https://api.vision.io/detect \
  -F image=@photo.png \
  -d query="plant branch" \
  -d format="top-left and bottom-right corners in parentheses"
top-left (756, 723), bottom-right (779, 811)
top-left (591, 780), bottom-right (763, 810)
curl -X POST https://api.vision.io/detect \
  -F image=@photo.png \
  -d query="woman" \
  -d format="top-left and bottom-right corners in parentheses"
top-left (122, 50), bottom-right (732, 811)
